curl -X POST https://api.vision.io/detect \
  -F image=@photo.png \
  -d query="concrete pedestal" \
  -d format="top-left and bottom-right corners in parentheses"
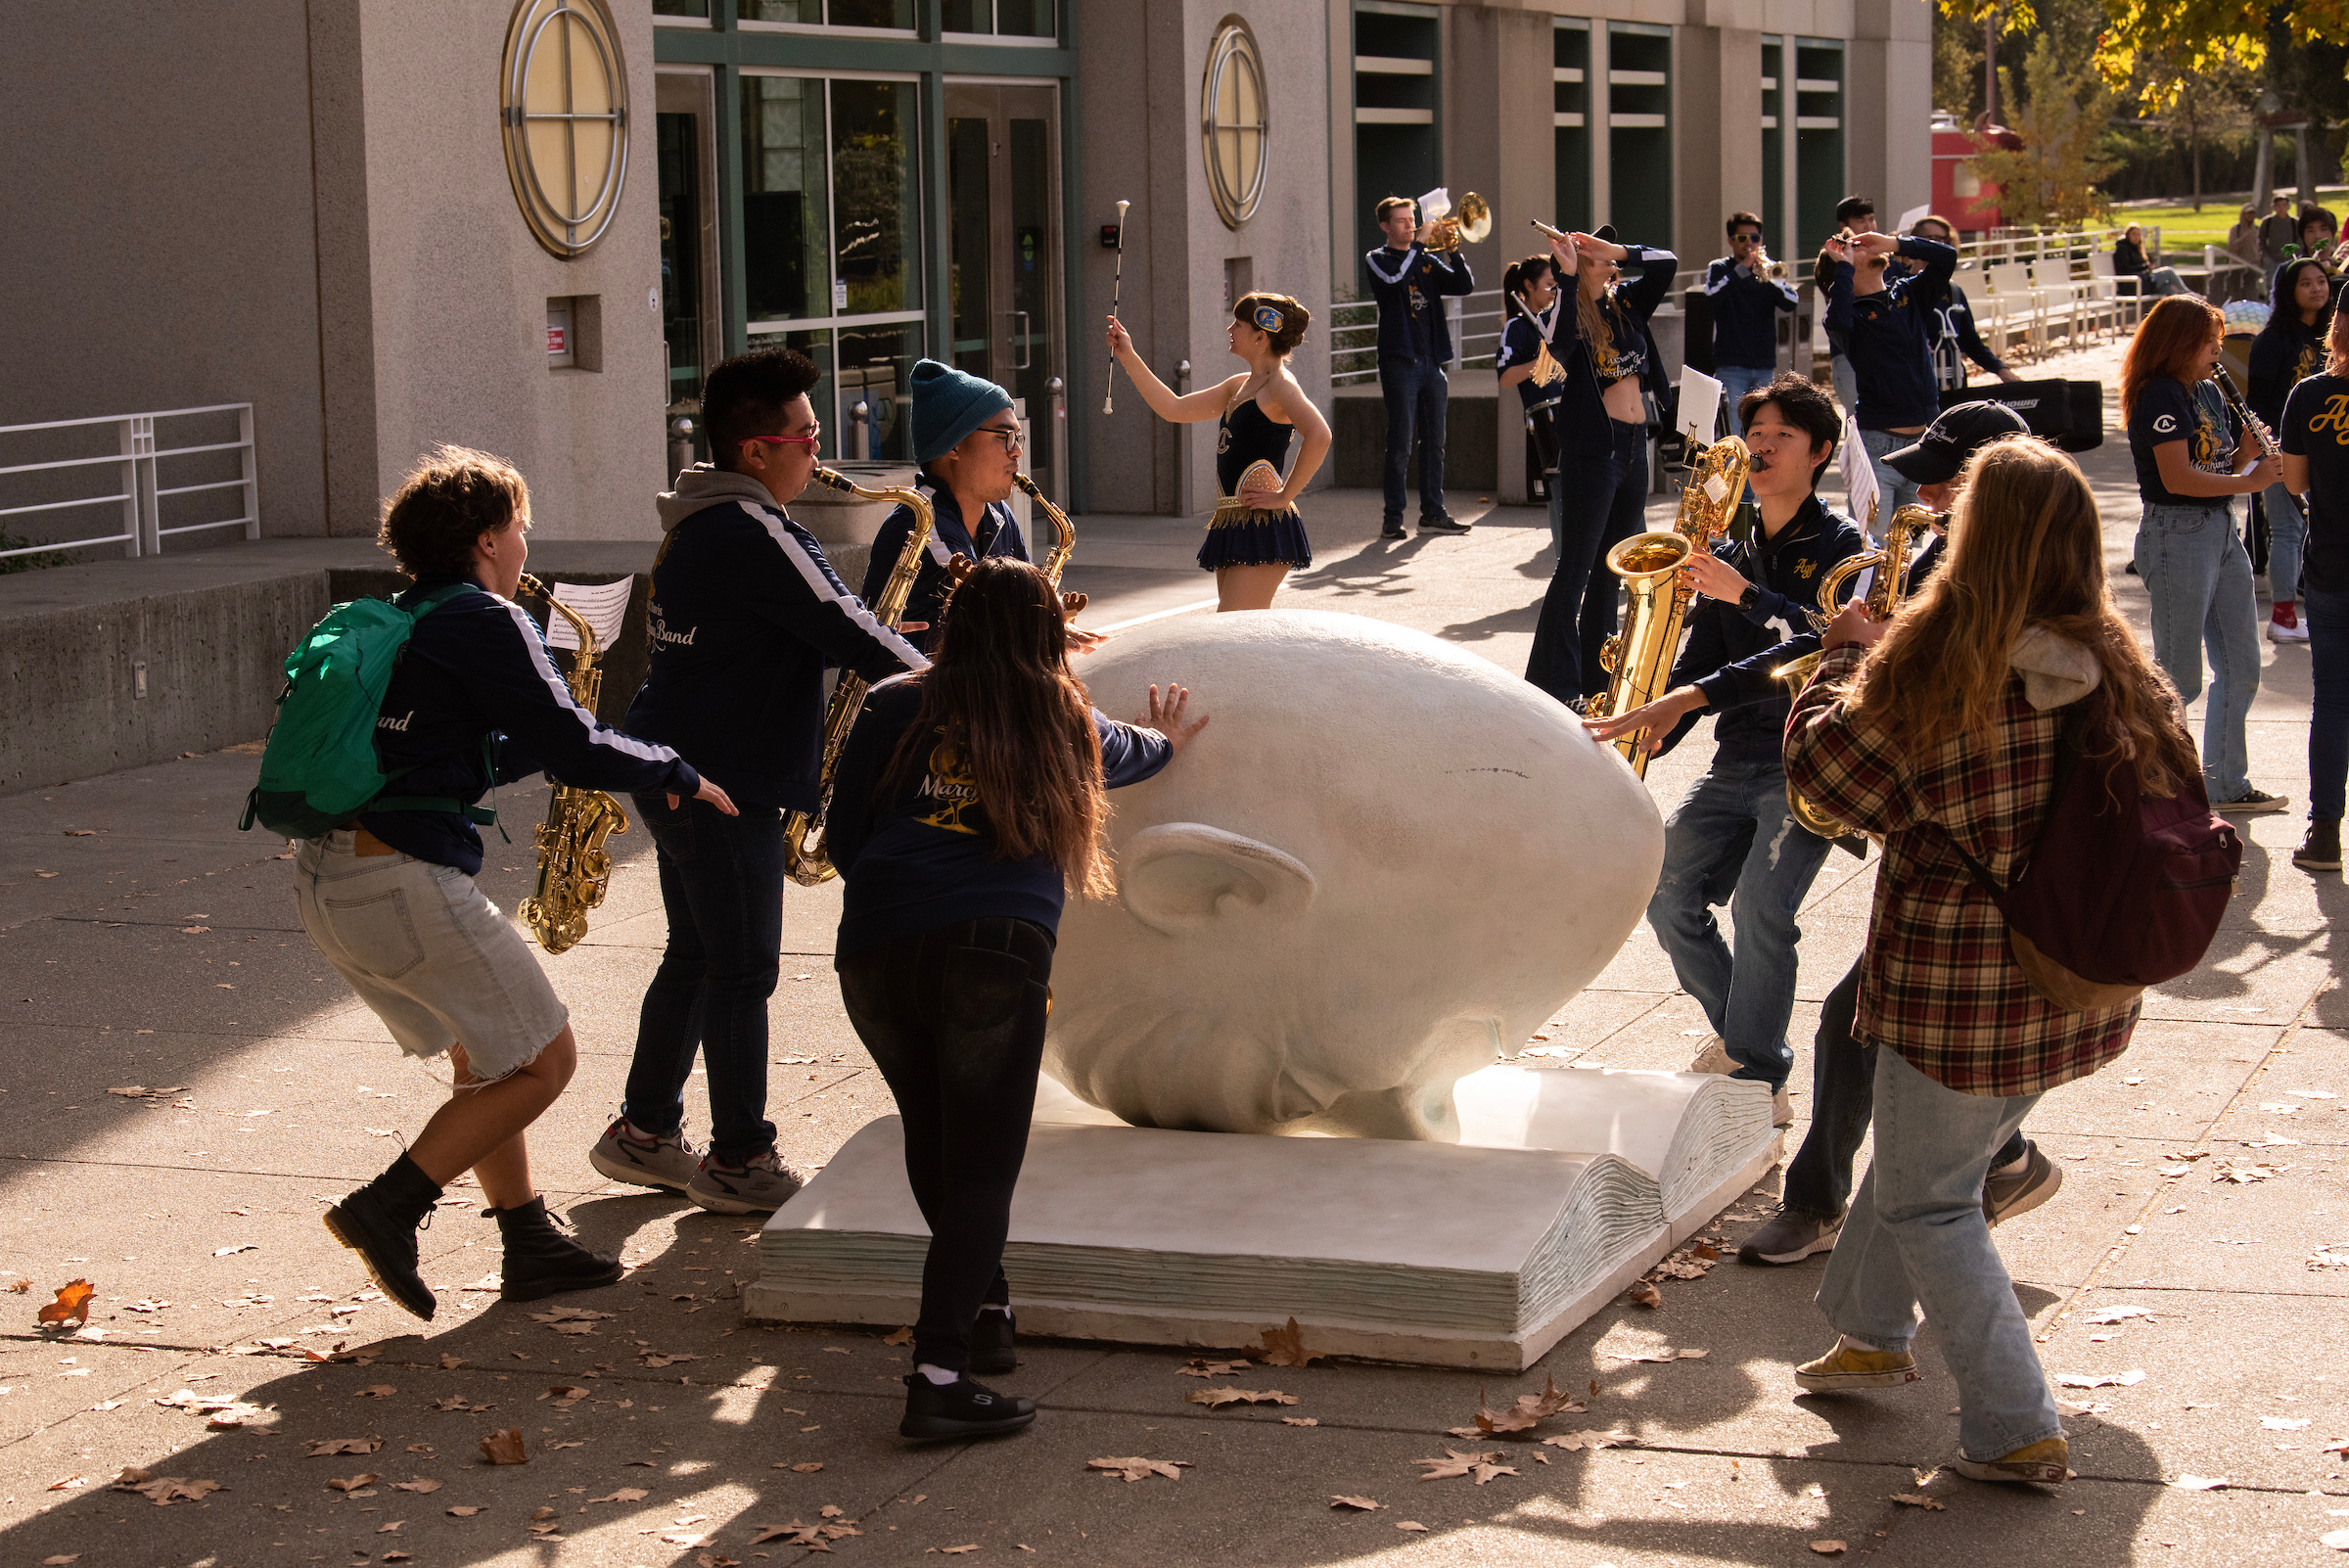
top-left (745, 1065), bottom-right (1778, 1371)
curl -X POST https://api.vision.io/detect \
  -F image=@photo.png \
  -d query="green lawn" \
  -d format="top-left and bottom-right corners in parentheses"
top-left (2111, 187), bottom-right (2348, 252)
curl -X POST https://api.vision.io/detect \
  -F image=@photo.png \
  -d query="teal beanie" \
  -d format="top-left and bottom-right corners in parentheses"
top-left (910, 358), bottom-right (1014, 462)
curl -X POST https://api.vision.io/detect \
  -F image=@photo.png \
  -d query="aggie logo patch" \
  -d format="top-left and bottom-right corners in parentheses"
top-left (2152, 414), bottom-right (2179, 434)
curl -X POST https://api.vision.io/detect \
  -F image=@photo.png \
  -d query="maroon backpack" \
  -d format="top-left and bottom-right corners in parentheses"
top-left (1957, 705), bottom-right (2242, 1011)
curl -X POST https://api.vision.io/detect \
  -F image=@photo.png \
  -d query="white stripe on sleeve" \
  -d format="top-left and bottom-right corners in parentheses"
top-left (743, 502), bottom-right (932, 670)
top-left (493, 599), bottom-right (676, 763)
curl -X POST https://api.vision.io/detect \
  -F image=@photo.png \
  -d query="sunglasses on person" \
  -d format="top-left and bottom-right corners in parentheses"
top-left (741, 426), bottom-right (821, 453)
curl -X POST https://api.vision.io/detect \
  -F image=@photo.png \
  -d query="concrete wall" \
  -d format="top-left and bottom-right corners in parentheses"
top-left (0, 1), bottom-right (332, 539)
top-left (349, 0), bottom-right (668, 540)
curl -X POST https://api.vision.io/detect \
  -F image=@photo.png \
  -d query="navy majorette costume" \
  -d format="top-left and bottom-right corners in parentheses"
top-left (865, 477), bottom-right (1030, 657)
top-left (1200, 391), bottom-right (1312, 572)
top-left (1493, 306), bottom-right (1569, 479)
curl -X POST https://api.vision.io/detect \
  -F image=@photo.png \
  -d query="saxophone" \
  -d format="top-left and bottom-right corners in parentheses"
top-left (1588, 436), bottom-right (1751, 776)
top-left (516, 573), bottom-right (629, 954)
top-left (1014, 471), bottom-right (1077, 587)
top-left (1780, 502), bottom-right (1935, 839)
top-left (782, 467), bottom-right (935, 887)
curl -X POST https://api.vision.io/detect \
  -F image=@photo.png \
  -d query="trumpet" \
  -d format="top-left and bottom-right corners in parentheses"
top-left (1421, 190), bottom-right (1492, 253)
top-left (781, 467), bottom-right (935, 887)
top-left (1746, 243), bottom-right (1788, 281)
top-left (516, 574), bottom-right (628, 954)
top-left (1777, 504), bottom-right (1936, 839)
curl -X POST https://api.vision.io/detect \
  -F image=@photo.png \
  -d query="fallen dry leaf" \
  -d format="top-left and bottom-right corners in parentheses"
top-left (36, 1279), bottom-right (94, 1328)
top-left (438, 1353), bottom-right (465, 1369)
top-left (1414, 1448), bottom-right (1516, 1484)
top-left (1396, 1520), bottom-right (1429, 1532)
top-left (326, 1473), bottom-right (380, 1493)
top-left (391, 1478), bottom-right (441, 1494)
top-left (1811, 1543), bottom-right (1848, 1555)
top-left (2055, 1370), bottom-right (2145, 1390)
top-left (127, 1476), bottom-right (220, 1506)
top-left (771, 1461), bottom-right (825, 1473)
top-left (2214, 1160), bottom-right (2276, 1184)
top-left (1330, 1495), bottom-right (1383, 1510)
top-left (1629, 1281), bottom-right (1663, 1308)
top-left (884, 1326), bottom-right (914, 1346)
top-left (1891, 1493), bottom-right (1946, 1509)
top-left (2171, 1474), bottom-right (2229, 1490)
top-left (376, 1520), bottom-right (403, 1533)
top-left (355, 1384), bottom-right (397, 1399)
top-left (1474, 1372), bottom-right (1582, 1434)
top-left (431, 1395), bottom-right (491, 1412)
top-left (588, 1487), bottom-right (648, 1503)
top-left (641, 1353), bottom-right (696, 1368)
top-left (307, 1438), bottom-right (382, 1455)
top-left (1185, 1386), bottom-right (1300, 1409)
top-left (445, 1504), bottom-right (481, 1517)
top-left (1257, 1316), bottom-right (1319, 1367)
top-left (1086, 1455), bottom-right (1190, 1482)
top-left (1541, 1429), bottom-right (1635, 1453)
top-left (751, 1521), bottom-right (825, 1546)
top-left (6, 1279), bottom-right (27, 1293)
top-left (1177, 1359), bottom-right (1251, 1378)
top-left (1282, 1416), bottom-right (1319, 1427)
top-left (479, 1428), bottom-right (529, 1465)
top-left (939, 1547), bottom-right (979, 1556)
top-left (47, 1476), bottom-right (86, 1492)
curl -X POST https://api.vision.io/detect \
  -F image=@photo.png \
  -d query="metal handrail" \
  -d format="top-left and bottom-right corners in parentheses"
top-left (0, 402), bottom-right (258, 561)
top-left (1329, 289), bottom-right (1507, 385)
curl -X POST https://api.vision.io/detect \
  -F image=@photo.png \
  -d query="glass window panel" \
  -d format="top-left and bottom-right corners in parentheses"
top-left (832, 80), bottom-right (921, 316)
top-left (746, 328), bottom-right (836, 459)
top-left (834, 320), bottom-right (924, 462)
top-left (1008, 117), bottom-right (1054, 484)
top-left (946, 115), bottom-right (990, 373)
top-left (738, 1), bottom-right (817, 20)
top-left (655, 0), bottom-right (708, 15)
top-left (995, 0), bottom-right (1053, 37)
top-left (943, 0), bottom-right (990, 30)
top-left (829, 0), bottom-right (914, 25)
top-left (741, 76), bottom-right (829, 323)
top-left (657, 112), bottom-right (705, 406)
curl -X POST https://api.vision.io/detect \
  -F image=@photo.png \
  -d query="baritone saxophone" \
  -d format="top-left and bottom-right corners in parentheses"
top-left (517, 573), bottom-right (629, 954)
top-left (1588, 436), bottom-right (1751, 776)
top-left (782, 468), bottom-right (935, 887)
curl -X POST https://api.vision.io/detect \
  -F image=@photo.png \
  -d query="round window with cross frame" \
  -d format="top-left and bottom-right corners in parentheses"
top-left (1200, 17), bottom-right (1269, 231)
top-left (500, 0), bottom-right (630, 259)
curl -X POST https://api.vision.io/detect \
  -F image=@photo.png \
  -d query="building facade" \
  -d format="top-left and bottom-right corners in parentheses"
top-left (1, 0), bottom-right (1926, 545)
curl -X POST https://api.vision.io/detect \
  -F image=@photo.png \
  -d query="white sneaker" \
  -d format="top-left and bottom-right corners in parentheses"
top-left (2269, 616), bottom-right (2311, 642)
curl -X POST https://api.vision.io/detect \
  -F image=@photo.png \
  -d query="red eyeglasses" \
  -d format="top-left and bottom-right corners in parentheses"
top-left (742, 428), bottom-right (821, 453)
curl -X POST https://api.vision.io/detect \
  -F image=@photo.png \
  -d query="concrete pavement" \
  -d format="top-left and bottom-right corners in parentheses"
top-left (3, 341), bottom-right (2346, 1565)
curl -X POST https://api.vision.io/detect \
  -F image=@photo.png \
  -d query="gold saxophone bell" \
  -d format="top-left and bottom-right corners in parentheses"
top-left (1424, 191), bottom-right (1491, 253)
top-left (516, 573), bottom-right (630, 954)
top-left (1013, 471), bottom-right (1078, 589)
top-left (782, 467), bottom-right (938, 888)
top-left (1589, 436), bottom-right (1751, 776)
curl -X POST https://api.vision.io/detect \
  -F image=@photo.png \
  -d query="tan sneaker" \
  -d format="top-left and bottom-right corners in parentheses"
top-left (1689, 1036), bottom-right (1736, 1076)
top-left (1794, 1340), bottom-right (1921, 1392)
top-left (1954, 1436), bottom-right (2069, 1486)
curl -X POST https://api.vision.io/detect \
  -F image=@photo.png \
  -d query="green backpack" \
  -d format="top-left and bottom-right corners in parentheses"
top-left (239, 584), bottom-right (499, 839)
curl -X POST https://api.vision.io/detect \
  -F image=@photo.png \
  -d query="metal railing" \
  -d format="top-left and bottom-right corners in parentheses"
top-left (0, 403), bottom-right (258, 563)
top-left (1330, 289), bottom-right (1507, 386)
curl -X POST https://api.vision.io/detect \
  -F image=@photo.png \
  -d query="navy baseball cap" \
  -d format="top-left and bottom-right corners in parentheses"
top-left (1880, 400), bottom-right (2031, 485)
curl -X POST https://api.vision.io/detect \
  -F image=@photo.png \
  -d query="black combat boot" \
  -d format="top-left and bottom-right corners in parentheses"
top-left (493, 1196), bottom-right (623, 1301)
top-left (322, 1153), bottom-right (442, 1320)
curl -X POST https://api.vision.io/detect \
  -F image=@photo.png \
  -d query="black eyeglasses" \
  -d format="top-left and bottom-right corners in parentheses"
top-left (974, 426), bottom-right (1023, 453)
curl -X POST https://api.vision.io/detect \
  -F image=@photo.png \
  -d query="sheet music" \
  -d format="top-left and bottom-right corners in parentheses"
top-left (1676, 367), bottom-right (1725, 448)
top-left (541, 576), bottom-right (634, 652)
top-left (1839, 413), bottom-right (1880, 537)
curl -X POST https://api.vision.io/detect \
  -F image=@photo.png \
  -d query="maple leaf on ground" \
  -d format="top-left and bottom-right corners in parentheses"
top-left (308, 1438), bottom-right (382, 1455)
top-left (1891, 1493), bottom-right (1946, 1509)
top-left (431, 1395), bottom-right (491, 1412)
top-left (1474, 1373), bottom-right (1583, 1434)
top-left (1258, 1316), bottom-right (1319, 1367)
top-left (1395, 1520), bottom-right (1429, 1532)
top-left (1177, 1358), bottom-right (1251, 1378)
top-left (326, 1473), bottom-right (381, 1493)
top-left (1185, 1387), bottom-right (1300, 1409)
top-left (479, 1428), bottom-right (529, 1465)
top-left (883, 1326), bottom-right (914, 1346)
top-left (1541, 1429), bottom-right (1635, 1452)
top-left (1628, 1282), bottom-right (1663, 1309)
top-left (354, 1384), bottom-right (397, 1398)
top-left (128, 1477), bottom-right (221, 1506)
top-left (1414, 1448), bottom-right (1517, 1484)
top-left (1330, 1495), bottom-right (1383, 1510)
top-left (391, 1478), bottom-right (441, 1494)
top-left (529, 1307), bottom-right (615, 1323)
top-left (588, 1487), bottom-right (648, 1503)
top-left (445, 1505), bottom-right (481, 1517)
top-left (36, 1279), bottom-right (94, 1328)
top-left (1086, 1455), bottom-right (1190, 1482)
top-left (641, 1352), bottom-right (697, 1368)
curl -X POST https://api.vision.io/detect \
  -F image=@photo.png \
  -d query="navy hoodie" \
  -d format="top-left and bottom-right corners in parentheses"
top-left (827, 675), bottom-right (1172, 958)
top-left (862, 478), bottom-right (1030, 657)
top-left (1703, 256), bottom-right (1800, 370)
top-left (359, 576), bottom-right (698, 875)
top-left (2249, 261), bottom-right (2333, 427)
top-left (1827, 237), bottom-right (1958, 431)
top-left (623, 467), bottom-right (927, 813)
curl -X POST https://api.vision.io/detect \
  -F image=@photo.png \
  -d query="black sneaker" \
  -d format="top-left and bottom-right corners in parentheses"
top-left (899, 1373), bottom-right (1036, 1442)
top-left (1735, 1205), bottom-right (1843, 1266)
top-left (2215, 787), bottom-right (2290, 815)
top-left (1380, 519), bottom-right (1407, 539)
top-left (2295, 819), bottom-right (2342, 871)
top-left (970, 1309), bottom-right (1018, 1376)
top-left (494, 1196), bottom-right (624, 1302)
top-left (1982, 1140), bottom-right (2062, 1227)
top-left (322, 1188), bottom-right (437, 1322)
top-left (1418, 514), bottom-right (1472, 534)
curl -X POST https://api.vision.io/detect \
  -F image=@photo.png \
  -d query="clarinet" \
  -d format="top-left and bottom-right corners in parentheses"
top-left (2213, 365), bottom-right (2280, 461)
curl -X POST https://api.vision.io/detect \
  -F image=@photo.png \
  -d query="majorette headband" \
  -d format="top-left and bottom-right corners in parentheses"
top-left (1252, 303), bottom-right (1284, 333)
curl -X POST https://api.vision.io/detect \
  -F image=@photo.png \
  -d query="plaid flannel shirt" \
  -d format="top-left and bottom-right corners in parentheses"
top-left (1782, 644), bottom-right (2139, 1097)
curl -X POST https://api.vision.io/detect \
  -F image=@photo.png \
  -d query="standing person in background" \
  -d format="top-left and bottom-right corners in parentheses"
top-left (2249, 258), bottom-right (2333, 643)
top-left (1363, 196), bottom-right (1477, 540)
top-left (594, 346), bottom-right (928, 1217)
top-left (864, 359), bottom-right (1031, 659)
top-left (826, 559), bottom-right (1207, 1441)
top-left (2262, 196), bottom-right (2300, 273)
top-left (1909, 213), bottom-right (2021, 390)
top-left (1522, 225), bottom-right (1681, 709)
top-left (1823, 196), bottom-right (1883, 418)
top-left (2230, 204), bottom-right (2267, 269)
top-left (2122, 295), bottom-right (2289, 815)
top-left (309, 446), bottom-right (738, 1320)
top-left (1704, 212), bottom-right (1800, 414)
top-left (1822, 227), bottom-right (1957, 524)
top-left (1782, 436), bottom-right (2197, 1490)
top-left (1495, 252), bottom-right (1567, 552)
top-left (1107, 293), bottom-right (1332, 612)
top-left (2279, 301), bottom-right (2349, 871)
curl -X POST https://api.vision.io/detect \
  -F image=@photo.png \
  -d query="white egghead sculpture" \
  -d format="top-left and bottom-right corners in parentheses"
top-left (1046, 610), bottom-right (1664, 1141)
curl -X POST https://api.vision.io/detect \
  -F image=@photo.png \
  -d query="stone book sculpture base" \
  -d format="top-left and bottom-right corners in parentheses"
top-left (745, 1065), bottom-right (1779, 1371)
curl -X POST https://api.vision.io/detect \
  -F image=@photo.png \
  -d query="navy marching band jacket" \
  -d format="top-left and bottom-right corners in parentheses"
top-left (1826, 236), bottom-right (1958, 432)
top-left (1362, 242), bottom-right (1477, 364)
top-left (1703, 256), bottom-right (1800, 371)
top-left (863, 477), bottom-right (1031, 658)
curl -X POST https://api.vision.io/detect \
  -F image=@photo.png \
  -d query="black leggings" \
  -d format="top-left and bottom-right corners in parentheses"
top-left (836, 917), bottom-right (1054, 1372)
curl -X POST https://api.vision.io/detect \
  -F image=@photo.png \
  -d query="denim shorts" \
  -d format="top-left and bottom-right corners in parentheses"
top-left (294, 829), bottom-right (568, 1080)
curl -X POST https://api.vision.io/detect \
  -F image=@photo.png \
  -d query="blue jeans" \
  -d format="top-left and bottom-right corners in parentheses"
top-left (2136, 501), bottom-right (2262, 801)
top-left (1647, 761), bottom-right (1834, 1090)
top-left (1817, 1047), bottom-right (2060, 1464)
top-left (622, 792), bottom-right (786, 1164)
top-left (1829, 352), bottom-right (1857, 420)
top-left (2263, 483), bottom-right (2308, 602)
top-left (1783, 957), bottom-right (2029, 1220)
top-left (1715, 363), bottom-right (1776, 424)
top-left (2309, 586), bottom-right (2349, 821)
top-left (1858, 426), bottom-right (1924, 527)
top-left (1527, 419), bottom-right (1650, 703)
top-left (1379, 357), bottom-right (1449, 524)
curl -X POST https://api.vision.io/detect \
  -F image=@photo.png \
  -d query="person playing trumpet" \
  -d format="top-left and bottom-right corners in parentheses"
top-left (1704, 212), bottom-right (1799, 414)
top-left (1364, 195), bottom-right (1479, 539)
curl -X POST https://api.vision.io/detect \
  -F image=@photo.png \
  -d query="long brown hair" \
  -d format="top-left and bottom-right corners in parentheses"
top-left (2119, 295), bottom-right (2223, 422)
top-left (1574, 263), bottom-right (1620, 359)
top-left (1835, 437), bottom-right (2197, 797)
top-left (881, 558), bottom-right (1113, 896)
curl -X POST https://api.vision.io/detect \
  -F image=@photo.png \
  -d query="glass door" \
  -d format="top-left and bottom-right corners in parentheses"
top-left (944, 82), bottom-right (1063, 501)
top-left (656, 70), bottom-right (721, 469)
